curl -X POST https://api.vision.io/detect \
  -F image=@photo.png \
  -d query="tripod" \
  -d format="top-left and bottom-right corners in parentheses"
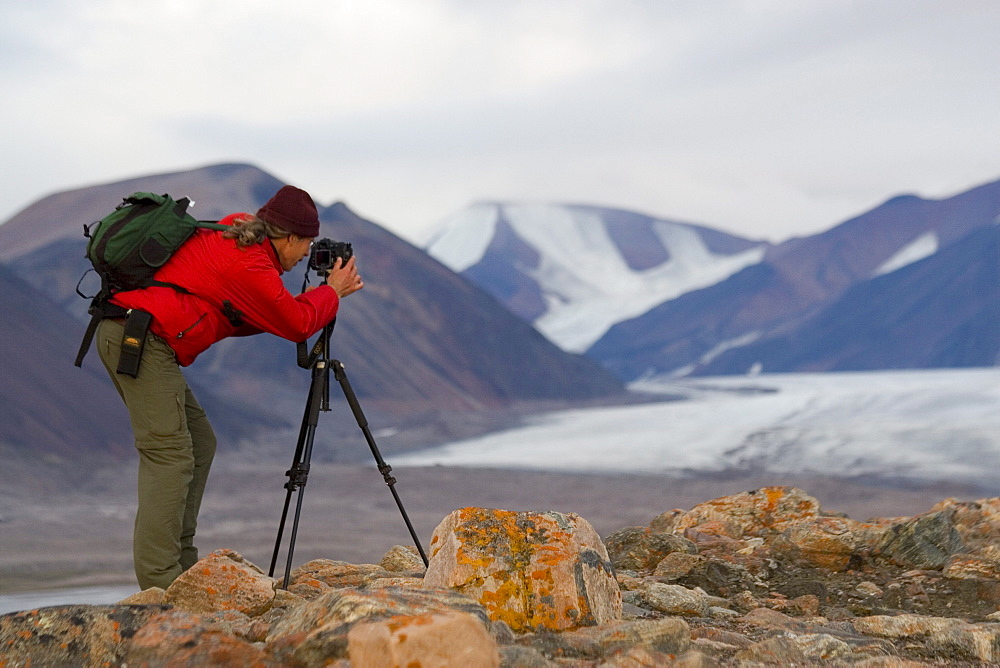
top-left (268, 319), bottom-right (429, 588)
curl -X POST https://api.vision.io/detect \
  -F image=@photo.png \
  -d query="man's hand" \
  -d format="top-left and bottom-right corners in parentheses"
top-left (325, 256), bottom-right (364, 298)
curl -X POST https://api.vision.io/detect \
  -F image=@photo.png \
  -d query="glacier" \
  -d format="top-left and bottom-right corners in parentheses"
top-left (394, 368), bottom-right (1000, 490)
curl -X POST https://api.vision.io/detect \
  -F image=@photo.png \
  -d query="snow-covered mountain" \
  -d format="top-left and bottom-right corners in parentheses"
top-left (425, 179), bottom-right (1000, 379)
top-left (424, 202), bottom-right (768, 352)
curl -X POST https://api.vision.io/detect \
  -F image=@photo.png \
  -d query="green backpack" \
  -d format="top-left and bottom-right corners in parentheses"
top-left (74, 192), bottom-right (228, 367)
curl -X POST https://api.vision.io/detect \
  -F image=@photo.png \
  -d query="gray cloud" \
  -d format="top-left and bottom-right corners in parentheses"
top-left (1, 0), bottom-right (998, 242)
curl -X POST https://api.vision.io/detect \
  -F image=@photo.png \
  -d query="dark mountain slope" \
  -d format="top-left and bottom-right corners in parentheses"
top-left (0, 264), bottom-right (133, 457)
top-left (700, 225), bottom-right (1000, 374)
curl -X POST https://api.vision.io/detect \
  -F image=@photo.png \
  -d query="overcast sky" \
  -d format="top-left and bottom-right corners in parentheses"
top-left (3, 0), bottom-right (998, 243)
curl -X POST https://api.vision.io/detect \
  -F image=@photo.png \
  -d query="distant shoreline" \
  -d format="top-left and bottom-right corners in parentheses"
top-left (0, 586), bottom-right (138, 615)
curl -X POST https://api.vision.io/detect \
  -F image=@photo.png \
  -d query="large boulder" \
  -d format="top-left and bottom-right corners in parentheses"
top-left (423, 507), bottom-right (622, 632)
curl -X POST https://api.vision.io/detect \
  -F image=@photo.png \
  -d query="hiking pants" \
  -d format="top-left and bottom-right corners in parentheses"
top-left (96, 318), bottom-right (217, 590)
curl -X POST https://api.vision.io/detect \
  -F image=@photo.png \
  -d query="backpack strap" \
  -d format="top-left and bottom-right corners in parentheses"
top-left (74, 297), bottom-right (130, 367)
top-left (194, 221), bottom-right (230, 232)
top-left (115, 309), bottom-right (153, 377)
top-left (222, 300), bottom-right (245, 327)
top-left (147, 279), bottom-right (193, 294)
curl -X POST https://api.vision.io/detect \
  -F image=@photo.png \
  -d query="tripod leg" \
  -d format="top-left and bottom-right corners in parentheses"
top-left (269, 485), bottom-right (296, 577)
top-left (282, 423), bottom-right (317, 588)
top-left (269, 392), bottom-right (315, 577)
top-left (332, 360), bottom-right (430, 567)
top-left (269, 360), bottom-right (328, 583)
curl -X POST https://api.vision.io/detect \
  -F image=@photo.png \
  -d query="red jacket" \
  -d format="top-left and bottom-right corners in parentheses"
top-left (112, 213), bottom-right (339, 366)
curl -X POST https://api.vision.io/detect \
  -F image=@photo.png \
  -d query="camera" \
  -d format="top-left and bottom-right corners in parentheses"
top-left (309, 238), bottom-right (353, 275)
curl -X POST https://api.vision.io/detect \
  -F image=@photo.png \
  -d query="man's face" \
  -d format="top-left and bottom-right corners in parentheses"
top-left (276, 234), bottom-right (314, 272)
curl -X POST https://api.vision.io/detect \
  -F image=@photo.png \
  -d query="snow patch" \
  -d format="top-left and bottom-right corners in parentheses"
top-left (699, 331), bottom-right (762, 366)
top-left (874, 231), bottom-right (938, 276)
top-left (668, 333), bottom-right (763, 377)
top-left (424, 203), bottom-right (499, 272)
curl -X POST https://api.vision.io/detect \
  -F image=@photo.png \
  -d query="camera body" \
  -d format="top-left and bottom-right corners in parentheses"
top-left (309, 238), bottom-right (353, 275)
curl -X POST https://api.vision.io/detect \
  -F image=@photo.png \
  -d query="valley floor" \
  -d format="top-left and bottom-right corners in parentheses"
top-left (0, 461), bottom-right (987, 594)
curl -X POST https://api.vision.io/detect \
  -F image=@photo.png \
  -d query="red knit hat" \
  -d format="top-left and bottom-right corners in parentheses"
top-left (256, 185), bottom-right (320, 237)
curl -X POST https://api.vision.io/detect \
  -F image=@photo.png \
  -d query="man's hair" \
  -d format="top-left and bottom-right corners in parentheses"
top-left (222, 215), bottom-right (292, 247)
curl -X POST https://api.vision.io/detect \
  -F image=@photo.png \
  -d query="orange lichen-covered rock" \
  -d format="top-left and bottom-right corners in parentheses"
top-left (347, 610), bottom-right (500, 668)
top-left (288, 559), bottom-right (392, 589)
top-left (423, 507), bottom-right (622, 632)
top-left (931, 496), bottom-right (1000, 554)
top-left (0, 605), bottom-right (168, 666)
top-left (164, 548), bottom-right (276, 616)
top-left (674, 487), bottom-right (822, 539)
top-left (943, 553), bottom-right (1000, 580)
top-left (126, 609), bottom-right (271, 667)
top-left (771, 516), bottom-right (887, 571)
top-left (266, 586), bottom-right (489, 665)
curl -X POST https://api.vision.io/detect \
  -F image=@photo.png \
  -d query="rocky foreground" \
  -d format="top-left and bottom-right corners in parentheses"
top-left (2, 486), bottom-right (1000, 666)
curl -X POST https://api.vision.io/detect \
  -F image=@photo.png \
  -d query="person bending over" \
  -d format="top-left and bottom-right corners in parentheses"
top-left (96, 185), bottom-right (363, 590)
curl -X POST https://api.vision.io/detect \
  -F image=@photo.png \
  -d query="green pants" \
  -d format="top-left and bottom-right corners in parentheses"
top-left (96, 318), bottom-right (216, 590)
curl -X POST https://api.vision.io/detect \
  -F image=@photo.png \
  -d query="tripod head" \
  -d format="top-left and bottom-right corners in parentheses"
top-left (296, 246), bottom-right (347, 369)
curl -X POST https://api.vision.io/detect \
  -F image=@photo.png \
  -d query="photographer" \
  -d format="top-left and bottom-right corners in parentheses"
top-left (95, 185), bottom-right (362, 590)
